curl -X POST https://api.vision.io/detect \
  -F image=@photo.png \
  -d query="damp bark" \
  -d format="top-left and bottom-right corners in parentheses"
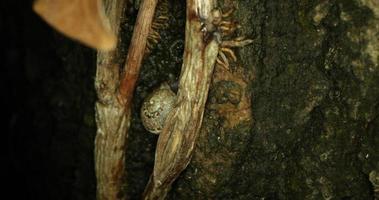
top-left (13, 0), bottom-right (379, 199)
top-left (125, 0), bottom-right (379, 199)
top-left (166, 0), bottom-right (379, 199)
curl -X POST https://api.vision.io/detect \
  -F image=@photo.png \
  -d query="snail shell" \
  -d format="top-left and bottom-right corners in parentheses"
top-left (140, 82), bottom-right (176, 134)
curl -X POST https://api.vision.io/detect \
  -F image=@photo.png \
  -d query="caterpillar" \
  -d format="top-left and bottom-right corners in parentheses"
top-left (146, 0), bottom-right (170, 53)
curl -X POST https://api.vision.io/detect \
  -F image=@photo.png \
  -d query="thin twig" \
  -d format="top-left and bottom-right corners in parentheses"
top-left (118, 0), bottom-right (159, 107)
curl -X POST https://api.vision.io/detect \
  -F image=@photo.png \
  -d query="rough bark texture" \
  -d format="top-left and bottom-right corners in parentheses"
top-left (123, 1), bottom-right (187, 198)
top-left (119, 0), bottom-right (159, 107)
top-left (9, 0), bottom-right (378, 199)
top-left (94, 0), bottom-right (127, 199)
top-left (95, 0), bottom-right (161, 198)
top-left (121, 0), bottom-right (378, 198)
top-left (166, 0), bottom-right (379, 199)
top-left (143, 0), bottom-right (219, 199)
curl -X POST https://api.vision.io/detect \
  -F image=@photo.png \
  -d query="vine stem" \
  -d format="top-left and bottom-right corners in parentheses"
top-left (143, 0), bottom-right (219, 199)
top-left (118, 0), bottom-right (159, 108)
top-left (95, 0), bottom-right (159, 199)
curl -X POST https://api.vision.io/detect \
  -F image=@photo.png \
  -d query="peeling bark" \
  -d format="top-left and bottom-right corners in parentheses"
top-left (94, 0), bottom-right (127, 199)
top-left (167, 0), bottom-right (379, 199)
top-left (94, 0), bottom-right (161, 198)
top-left (143, 0), bottom-right (219, 199)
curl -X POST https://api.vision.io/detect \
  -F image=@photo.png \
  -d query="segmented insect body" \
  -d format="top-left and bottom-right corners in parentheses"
top-left (212, 7), bottom-right (253, 70)
top-left (146, 0), bottom-right (169, 53)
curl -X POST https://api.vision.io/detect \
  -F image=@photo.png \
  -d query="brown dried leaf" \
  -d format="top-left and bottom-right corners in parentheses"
top-left (33, 0), bottom-right (116, 51)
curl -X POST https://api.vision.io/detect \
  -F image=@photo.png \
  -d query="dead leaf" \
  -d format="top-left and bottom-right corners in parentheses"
top-left (33, 0), bottom-right (116, 51)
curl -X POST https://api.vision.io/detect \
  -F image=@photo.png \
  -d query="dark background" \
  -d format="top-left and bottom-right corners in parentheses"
top-left (2, 0), bottom-right (184, 199)
top-left (2, 0), bottom-right (379, 199)
top-left (3, 1), bottom-right (97, 199)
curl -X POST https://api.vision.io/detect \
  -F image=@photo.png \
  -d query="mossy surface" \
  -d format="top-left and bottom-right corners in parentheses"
top-left (8, 0), bottom-right (378, 199)
top-left (166, 0), bottom-right (379, 199)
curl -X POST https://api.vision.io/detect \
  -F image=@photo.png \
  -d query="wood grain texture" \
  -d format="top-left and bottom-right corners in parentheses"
top-left (118, 0), bottom-right (159, 108)
top-left (143, 0), bottom-right (219, 199)
top-left (94, 0), bottom-right (126, 199)
top-left (95, 0), bottom-right (160, 198)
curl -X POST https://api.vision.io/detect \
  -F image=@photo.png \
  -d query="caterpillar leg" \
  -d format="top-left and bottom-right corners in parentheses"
top-left (145, 0), bottom-right (169, 53)
top-left (214, 7), bottom-right (253, 71)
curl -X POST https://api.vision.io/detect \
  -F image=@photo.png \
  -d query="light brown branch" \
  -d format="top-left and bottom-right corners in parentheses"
top-left (94, 0), bottom-right (127, 199)
top-left (118, 0), bottom-right (159, 108)
top-left (143, 0), bottom-right (219, 199)
top-left (95, 0), bottom-right (160, 199)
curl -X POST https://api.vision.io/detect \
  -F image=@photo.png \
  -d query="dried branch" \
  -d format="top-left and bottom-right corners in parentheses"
top-left (143, 0), bottom-right (219, 199)
top-left (118, 0), bottom-right (159, 108)
top-left (33, 0), bottom-right (117, 51)
top-left (95, 0), bottom-right (160, 199)
top-left (94, 0), bottom-right (127, 199)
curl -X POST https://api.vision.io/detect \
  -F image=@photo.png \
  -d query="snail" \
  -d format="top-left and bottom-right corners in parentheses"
top-left (140, 82), bottom-right (176, 134)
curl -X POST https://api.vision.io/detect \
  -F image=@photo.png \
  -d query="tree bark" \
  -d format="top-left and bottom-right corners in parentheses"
top-left (19, 0), bottom-right (379, 199)
top-left (94, 0), bottom-right (160, 198)
top-left (162, 0), bottom-right (379, 199)
top-left (143, 0), bottom-right (219, 199)
top-left (108, 0), bottom-right (378, 199)
top-left (94, 0), bottom-right (127, 199)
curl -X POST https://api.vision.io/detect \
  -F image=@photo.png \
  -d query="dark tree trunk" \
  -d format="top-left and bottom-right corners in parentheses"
top-left (119, 0), bottom-right (379, 199)
top-left (6, 0), bottom-right (378, 199)
top-left (164, 0), bottom-right (379, 199)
